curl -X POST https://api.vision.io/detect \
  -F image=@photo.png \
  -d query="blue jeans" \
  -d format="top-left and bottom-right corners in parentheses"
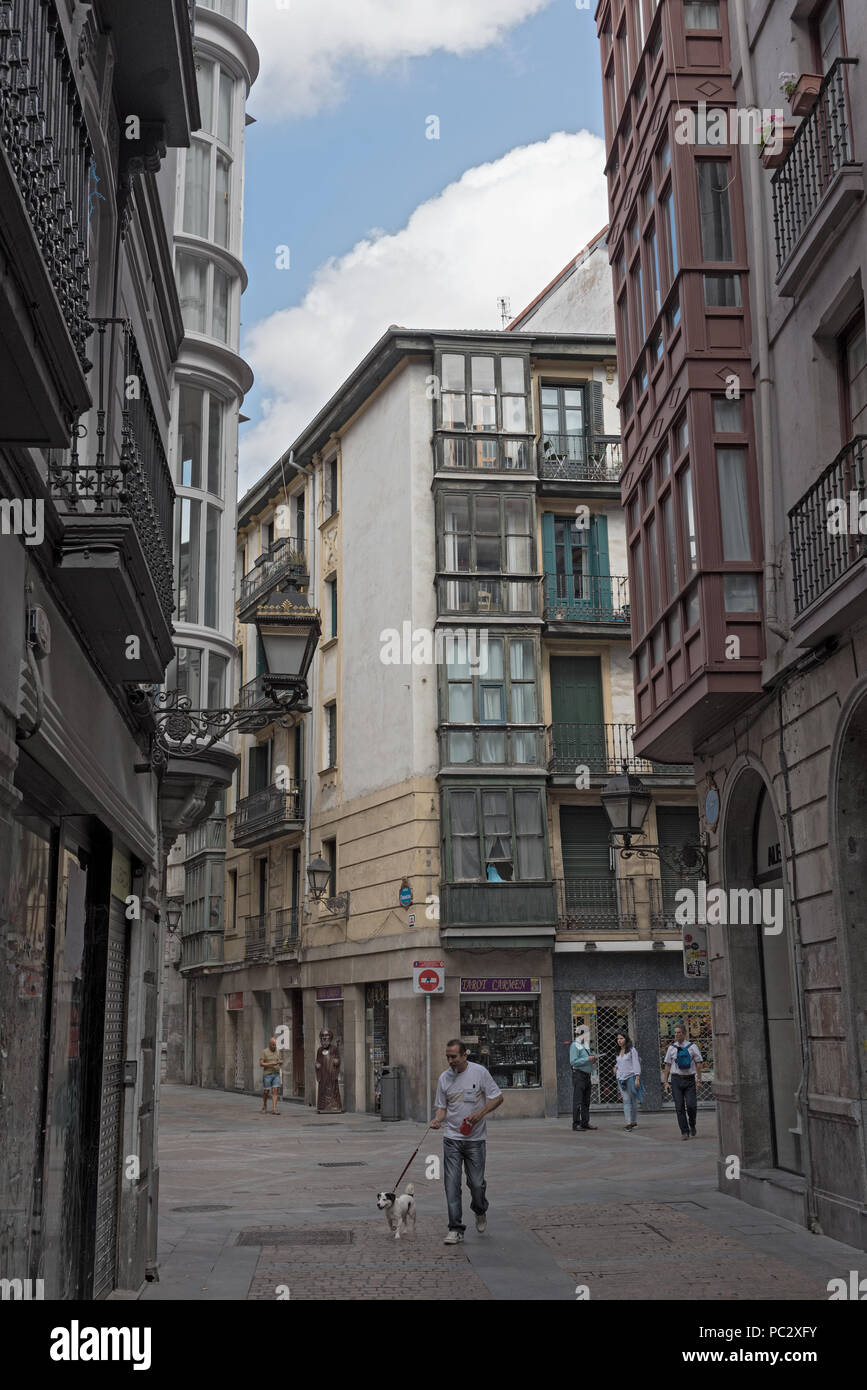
top-left (619, 1077), bottom-right (638, 1124)
top-left (443, 1138), bottom-right (489, 1232)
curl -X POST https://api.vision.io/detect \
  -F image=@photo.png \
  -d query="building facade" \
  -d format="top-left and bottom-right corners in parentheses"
top-left (190, 305), bottom-right (704, 1121)
top-left (0, 1), bottom-right (198, 1296)
top-left (596, 0), bottom-right (867, 1247)
top-left (161, 0), bottom-right (258, 1085)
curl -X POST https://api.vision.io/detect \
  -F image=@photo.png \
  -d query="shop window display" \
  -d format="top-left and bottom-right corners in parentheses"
top-left (460, 998), bottom-right (540, 1088)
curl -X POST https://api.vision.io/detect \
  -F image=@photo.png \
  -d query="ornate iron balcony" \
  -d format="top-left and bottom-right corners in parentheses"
top-left (556, 876), bottom-right (637, 931)
top-left (547, 722), bottom-right (694, 778)
top-left (181, 930), bottom-right (224, 968)
top-left (772, 58), bottom-right (858, 272)
top-left (789, 434), bottom-right (867, 615)
top-left (233, 782), bottom-right (305, 846)
top-left (0, 0), bottom-right (92, 369)
top-left (543, 572), bottom-right (630, 624)
top-left (48, 318), bottom-right (176, 623)
top-left (274, 906), bottom-right (300, 950)
top-left (239, 536), bottom-right (308, 616)
top-left (538, 433), bottom-right (622, 482)
top-left (244, 913), bottom-right (269, 959)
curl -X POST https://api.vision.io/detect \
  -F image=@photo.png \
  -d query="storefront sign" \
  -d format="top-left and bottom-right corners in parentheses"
top-left (316, 986), bottom-right (343, 1001)
top-left (460, 977), bottom-right (541, 994)
top-left (682, 924), bottom-right (708, 979)
top-left (225, 992), bottom-right (244, 1011)
top-left (658, 998), bottom-right (708, 1014)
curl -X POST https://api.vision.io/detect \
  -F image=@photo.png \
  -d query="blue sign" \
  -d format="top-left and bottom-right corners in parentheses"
top-left (399, 885), bottom-right (412, 908)
top-left (704, 788), bottom-right (720, 828)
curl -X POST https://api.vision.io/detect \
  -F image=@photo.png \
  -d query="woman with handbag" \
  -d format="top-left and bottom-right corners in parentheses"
top-left (613, 1031), bottom-right (642, 1130)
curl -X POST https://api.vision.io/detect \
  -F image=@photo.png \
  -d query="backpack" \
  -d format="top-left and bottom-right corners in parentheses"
top-left (675, 1044), bottom-right (693, 1071)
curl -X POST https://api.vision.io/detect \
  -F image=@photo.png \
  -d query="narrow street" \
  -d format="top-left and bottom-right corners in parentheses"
top-left (134, 1086), bottom-right (859, 1302)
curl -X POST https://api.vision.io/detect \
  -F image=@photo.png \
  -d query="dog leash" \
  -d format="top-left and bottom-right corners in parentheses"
top-left (390, 1121), bottom-right (435, 1192)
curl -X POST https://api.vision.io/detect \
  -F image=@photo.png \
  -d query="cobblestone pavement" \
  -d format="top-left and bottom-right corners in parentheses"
top-left (136, 1085), bottom-right (861, 1302)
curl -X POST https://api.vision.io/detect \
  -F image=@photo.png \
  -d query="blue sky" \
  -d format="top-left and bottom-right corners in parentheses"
top-left (239, 0), bottom-right (609, 488)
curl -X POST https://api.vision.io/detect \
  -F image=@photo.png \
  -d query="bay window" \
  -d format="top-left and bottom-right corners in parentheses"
top-left (176, 250), bottom-right (233, 343)
top-left (440, 493), bottom-right (534, 574)
top-left (697, 161), bottom-right (734, 261)
top-left (446, 787), bottom-right (547, 882)
top-left (186, 57), bottom-right (236, 249)
top-left (716, 449), bottom-right (751, 561)
top-left (437, 352), bottom-right (530, 435)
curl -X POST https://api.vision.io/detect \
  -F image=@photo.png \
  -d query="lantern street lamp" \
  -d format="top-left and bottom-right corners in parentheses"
top-left (128, 586), bottom-right (321, 768)
top-left (163, 898), bottom-right (184, 935)
top-left (601, 765), bottom-right (708, 876)
top-left (306, 854), bottom-right (350, 918)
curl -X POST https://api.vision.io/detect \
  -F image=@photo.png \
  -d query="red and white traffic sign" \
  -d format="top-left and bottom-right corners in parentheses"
top-left (412, 960), bottom-right (445, 994)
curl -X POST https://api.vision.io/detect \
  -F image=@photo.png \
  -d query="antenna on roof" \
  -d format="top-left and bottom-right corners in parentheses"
top-left (497, 297), bottom-right (511, 329)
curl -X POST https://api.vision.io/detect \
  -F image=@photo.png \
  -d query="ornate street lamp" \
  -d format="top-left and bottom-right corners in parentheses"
top-left (601, 765), bottom-right (708, 876)
top-left (128, 587), bottom-right (321, 769)
top-left (163, 898), bottom-right (183, 935)
top-left (307, 854), bottom-right (350, 918)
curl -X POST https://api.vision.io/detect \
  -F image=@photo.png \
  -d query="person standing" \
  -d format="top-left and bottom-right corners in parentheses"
top-left (663, 1023), bottom-right (703, 1139)
top-left (569, 1033), bottom-right (597, 1131)
top-left (613, 1031), bottom-right (641, 1130)
top-left (259, 1035), bottom-right (282, 1114)
top-left (431, 1039), bottom-right (503, 1245)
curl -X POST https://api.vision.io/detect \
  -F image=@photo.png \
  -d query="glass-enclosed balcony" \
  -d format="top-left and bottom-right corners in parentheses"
top-left (436, 574), bottom-right (541, 618)
top-left (438, 725), bottom-right (546, 770)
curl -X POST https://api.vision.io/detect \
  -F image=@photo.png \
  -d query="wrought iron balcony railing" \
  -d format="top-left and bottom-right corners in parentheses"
top-left (436, 432), bottom-right (532, 472)
top-left (48, 318), bottom-right (176, 623)
top-left (239, 536), bottom-right (307, 612)
top-left (538, 433), bottom-right (623, 482)
top-left (547, 722), bottom-right (694, 777)
top-left (0, 0), bottom-right (92, 369)
top-left (238, 674), bottom-right (273, 711)
top-left (543, 572), bottom-right (630, 624)
top-left (274, 906), bottom-right (300, 950)
top-left (244, 913), bottom-right (269, 959)
top-left (233, 782), bottom-right (305, 845)
top-left (438, 725), bottom-right (547, 768)
top-left (436, 573), bottom-right (541, 617)
top-left (789, 434), bottom-right (867, 614)
top-left (556, 876), bottom-right (637, 931)
top-left (772, 58), bottom-right (858, 272)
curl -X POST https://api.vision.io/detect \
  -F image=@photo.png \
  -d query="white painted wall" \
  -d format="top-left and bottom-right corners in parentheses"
top-left (517, 248), bottom-right (616, 336)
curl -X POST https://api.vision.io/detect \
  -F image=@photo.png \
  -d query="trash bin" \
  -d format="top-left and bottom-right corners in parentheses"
top-left (380, 1064), bottom-right (405, 1121)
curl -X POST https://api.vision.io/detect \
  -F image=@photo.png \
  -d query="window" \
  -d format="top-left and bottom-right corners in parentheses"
top-left (437, 352), bottom-right (529, 436)
top-left (704, 274), bottom-right (741, 307)
top-left (326, 578), bottom-right (338, 639)
top-left (177, 384), bottom-right (224, 496)
top-left (658, 444), bottom-right (671, 480)
top-left (325, 705), bottom-right (337, 769)
top-left (684, 585), bottom-right (700, 628)
top-left (697, 162), bottom-right (734, 261)
top-left (724, 575), bottom-right (759, 611)
top-left (637, 644), bottom-right (649, 680)
top-left (716, 449), bottom-right (751, 561)
top-left (841, 309), bottom-right (867, 440)
top-left (205, 505), bottom-right (219, 628)
top-left (661, 189), bottom-right (678, 284)
top-left (176, 498), bottom-right (201, 621)
top-left (619, 292), bottom-right (632, 367)
top-left (680, 467), bottom-right (697, 573)
top-left (661, 492), bottom-right (678, 599)
top-left (632, 539), bottom-right (645, 632)
top-left (322, 838), bottom-right (336, 896)
top-left (207, 654), bottom-right (228, 707)
top-left (676, 414), bottom-right (689, 454)
top-left (440, 494), bottom-right (533, 574)
top-left (667, 292), bottom-right (681, 334)
top-left (684, 1), bottom-right (719, 28)
top-left (632, 0), bottom-right (644, 57)
top-left (443, 637), bottom-right (540, 764)
top-left (632, 260), bottom-right (645, 343)
top-left (188, 60), bottom-right (235, 247)
top-left (175, 645), bottom-right (202, 705)
top-left (713, 397), bottom-right (744, 432)
top-left (658, 133), bottom-right (671, 172)
top-left (647, 225), bottom-right (661, 315)
top-left (646, 515), bottom-right (660, 618)
top-left (651, 626), bottom-right (664, 667)
top-left (650, 328), bottom-right (663, 364)
top-left (248, 741), bottom-right (271, 796)
top-left (447, 788), bottom-right (547, 882)
top-left (176, 250), bottom-right (232, 342)
top-left (813, 0), bottom-right (846, 71)
top-left (324, 457), bottom-right (338, 517)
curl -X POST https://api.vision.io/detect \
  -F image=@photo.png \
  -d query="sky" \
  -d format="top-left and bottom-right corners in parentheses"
top-left (239, 0), bottom-right (609, 492)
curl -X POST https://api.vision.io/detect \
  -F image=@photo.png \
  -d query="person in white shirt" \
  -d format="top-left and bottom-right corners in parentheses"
top-left (431, 1039), bottom-right (503, 1244)
top-left (613, 1031), bottom-right (641, 1129)
top-left (663, 1023), bottom-right (703, 1139)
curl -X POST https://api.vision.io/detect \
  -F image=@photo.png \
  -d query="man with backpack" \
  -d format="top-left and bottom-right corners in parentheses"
top-left (662, 1023), bottom-right (703, 1139)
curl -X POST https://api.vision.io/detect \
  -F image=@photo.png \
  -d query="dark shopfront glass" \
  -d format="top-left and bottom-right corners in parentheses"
top-left (365, 982), bottom-right (389, 1112)
top-left (460, 997), bottom-right (540, 1089)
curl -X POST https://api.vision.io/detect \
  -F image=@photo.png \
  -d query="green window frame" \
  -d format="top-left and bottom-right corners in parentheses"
top-left (445, 786), bottom-right (548, 882)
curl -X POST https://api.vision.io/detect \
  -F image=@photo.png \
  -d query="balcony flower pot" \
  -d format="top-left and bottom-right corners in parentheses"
top-left (790, 73), bottom-right (822, 117)
top-left (760, 119), bottom-right (796, 168)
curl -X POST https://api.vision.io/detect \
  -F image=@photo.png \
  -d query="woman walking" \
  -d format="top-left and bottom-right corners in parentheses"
top-left (614, 1031), bottom-right (641, 1130)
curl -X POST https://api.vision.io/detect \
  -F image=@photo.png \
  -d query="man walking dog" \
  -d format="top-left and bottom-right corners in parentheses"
top-left (431, 1039), bottom-right (503, 1244)
top-left (663, 1023), bottom-right (703, 1139)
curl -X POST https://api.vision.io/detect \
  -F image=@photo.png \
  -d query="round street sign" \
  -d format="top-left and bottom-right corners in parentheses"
top-left (418, 969), bottom-right (441, 992)
top-left (412, 960), bottom-right (445, 994)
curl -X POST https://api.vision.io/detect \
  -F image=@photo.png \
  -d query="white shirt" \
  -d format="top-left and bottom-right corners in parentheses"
top-left (665, 1041), bottom-right (702, 1076)
top-left (434, 1061), bottom-right (501, 1141)
top-left (614, 1047), bottom-right (641, 1080)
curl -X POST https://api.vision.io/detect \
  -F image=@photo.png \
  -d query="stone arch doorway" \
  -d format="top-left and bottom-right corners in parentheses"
top-left (720, 762), bottom-right (802, 1174)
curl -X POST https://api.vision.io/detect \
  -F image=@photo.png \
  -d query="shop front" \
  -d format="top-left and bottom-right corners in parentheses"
top-left (459, 976), bottom-right (542, 1092)
top-left (365, 981), bottom-right (389, 1112)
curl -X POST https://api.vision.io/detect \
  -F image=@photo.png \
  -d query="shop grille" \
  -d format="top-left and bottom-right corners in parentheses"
top-left (570, 993), bottom-right (636, 1107)
top-left (658, 994), bottom-right (714, 1105)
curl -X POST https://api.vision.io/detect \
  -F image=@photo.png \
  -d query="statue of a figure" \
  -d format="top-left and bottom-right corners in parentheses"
top-left (315, 1029), bottom-right (342, 1113)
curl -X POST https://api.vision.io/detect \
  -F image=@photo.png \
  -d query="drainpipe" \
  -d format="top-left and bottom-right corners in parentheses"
top-left (732, 0), bottom-right (788, 642)
top-left (304, 459), bottom-right (317, 893)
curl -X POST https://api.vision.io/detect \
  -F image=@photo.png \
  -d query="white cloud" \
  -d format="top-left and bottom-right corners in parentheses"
top-left (247, 0), bottom-right (555, 120)
top-left (240, 130), bottom-right (609, 490)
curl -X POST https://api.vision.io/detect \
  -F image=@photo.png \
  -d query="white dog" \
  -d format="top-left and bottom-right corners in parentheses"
top-left (376, 1184), bottom-right (416, 1239)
